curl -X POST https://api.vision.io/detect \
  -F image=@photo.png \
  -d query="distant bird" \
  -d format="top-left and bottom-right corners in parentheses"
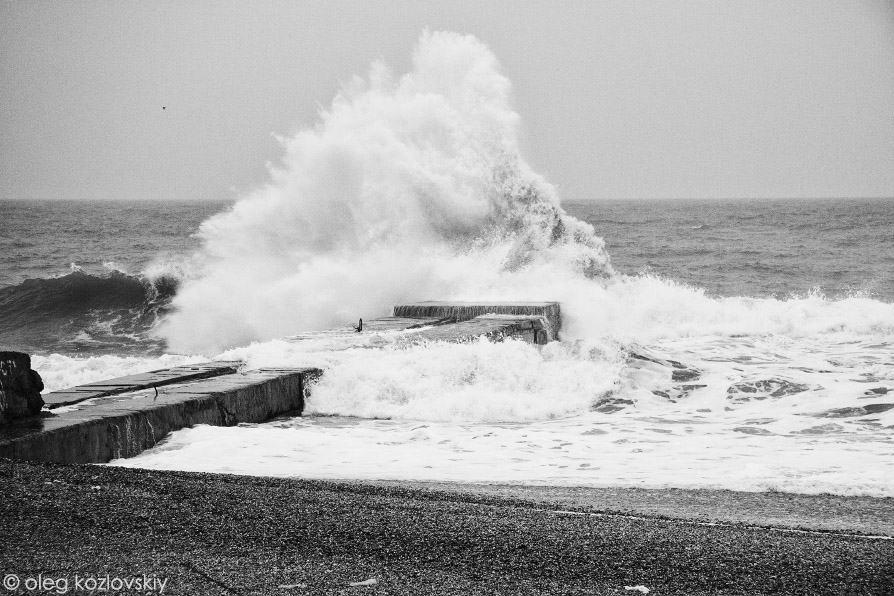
top-left (162, 106), bottom-right (166, 110)
top-left (354, 318), bottom-right (363, 332)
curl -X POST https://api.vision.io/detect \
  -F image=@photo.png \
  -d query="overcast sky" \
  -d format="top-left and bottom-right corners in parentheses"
top-left (2, 1), bottom-right (892, 201)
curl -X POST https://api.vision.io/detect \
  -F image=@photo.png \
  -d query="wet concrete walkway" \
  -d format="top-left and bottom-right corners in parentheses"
top-left (42, 361), bottom-right (242, 408)
top-left (0, 367), bottom-right (320, 463)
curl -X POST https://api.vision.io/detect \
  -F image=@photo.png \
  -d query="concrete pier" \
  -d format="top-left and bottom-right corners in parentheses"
top-left (1, 301), bottom-right (560, 464)
top-left (0, 367), bottom-right (320, 464)
top-left (283, 315), bottom-right (450, 346)
top-left (42, 361), bottom-right (241, 409)
top-left (284, 305), bottom-right (556, 348)
top-left (402, 314), bottom-right (550, 345)
top-left (393, 301), bottom-right (561, 340)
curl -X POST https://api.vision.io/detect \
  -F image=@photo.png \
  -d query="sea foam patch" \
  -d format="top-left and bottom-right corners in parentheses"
top-left (113, 328), bottom-right (894, 497)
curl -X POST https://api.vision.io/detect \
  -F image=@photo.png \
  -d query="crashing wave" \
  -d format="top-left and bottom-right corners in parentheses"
top-left (0, 270), bottom-right (178, 355)
top-left (157, 31), bottom-right (613, 354)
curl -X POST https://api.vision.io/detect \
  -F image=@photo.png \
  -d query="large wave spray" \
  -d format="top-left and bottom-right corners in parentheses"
top-left (108, 32), bottom-right (894, 496)
top-left (159, 31), bottom-right (611, 354)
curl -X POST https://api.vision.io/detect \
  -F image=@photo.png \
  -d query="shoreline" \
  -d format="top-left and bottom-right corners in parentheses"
top-left (353, 479), bottom-right (894, 537)
top-left (2, 460), bottom-right (892, 595)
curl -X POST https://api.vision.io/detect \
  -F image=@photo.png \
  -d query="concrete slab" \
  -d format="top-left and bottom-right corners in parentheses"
top-left (404, 315), bottom-right (549, 345)
top-left (285, 312), bottom-right (550, 348)
top-left (0, 367), bottom-right (321, 464)
top-left (43, 361), bottom-right (241, 408)
top-left (393, 301), bottom-right (561, 340)
top-left (282, 315), bottom-right (453, 350)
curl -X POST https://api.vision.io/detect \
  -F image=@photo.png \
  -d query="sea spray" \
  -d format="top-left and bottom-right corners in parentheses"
top-left (157, 31), bottom-right (612, 354)
top-left (303, 337), bottom-right (624, 422)
top-left (559, 274), bottom-right (894, 343)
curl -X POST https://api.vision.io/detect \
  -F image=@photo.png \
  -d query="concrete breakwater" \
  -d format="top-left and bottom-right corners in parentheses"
top-left (394, 301), bottom-right (561, 342)
top-left (0, 367), bottom-right (321, 464)
top-left (0, 301), bottom-right (559, 464)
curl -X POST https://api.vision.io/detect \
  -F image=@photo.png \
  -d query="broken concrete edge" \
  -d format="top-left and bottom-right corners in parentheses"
top-left (393, 302), bottom-right (561, 341)
top-left (400, 315), bottom-right (551, 346)
top-left (0, 367), bottom-right (322, 464)
top-left (474, 315), bottom-right (552, 343)
top-left (42, 361), bottom-right (243, 409)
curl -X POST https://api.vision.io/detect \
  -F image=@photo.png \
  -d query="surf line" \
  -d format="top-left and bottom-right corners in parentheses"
top-left (536, 508), bottom-right (893, 541)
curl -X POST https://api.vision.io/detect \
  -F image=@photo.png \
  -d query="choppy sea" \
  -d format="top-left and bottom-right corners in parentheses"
top-left (1, 197), bottom-right (892, 496)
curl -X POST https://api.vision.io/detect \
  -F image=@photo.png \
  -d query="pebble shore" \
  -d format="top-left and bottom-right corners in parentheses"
top-left (1, 460), bottom-right (891, 595)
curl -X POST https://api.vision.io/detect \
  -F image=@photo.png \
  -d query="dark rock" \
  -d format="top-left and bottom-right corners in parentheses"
top-left (0, 351), bottom-right (44, 425)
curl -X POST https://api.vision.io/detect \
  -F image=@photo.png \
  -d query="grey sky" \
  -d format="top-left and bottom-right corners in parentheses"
top-left (2, 0), bottom-right (892, 201)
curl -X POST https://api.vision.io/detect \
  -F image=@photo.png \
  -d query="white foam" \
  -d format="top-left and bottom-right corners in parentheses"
top-left (156, 31), bottom-right (611, 355)
top-left (112, 327), bottom-right (894, 496)
top-left (562, 274), bottom-right (894, 343)
top-left (106, 31), bottom-right (894, 497)
top-left (304, 337), bottom-right (622, 422)
top-left (116, 409), bottom-right (894, 496)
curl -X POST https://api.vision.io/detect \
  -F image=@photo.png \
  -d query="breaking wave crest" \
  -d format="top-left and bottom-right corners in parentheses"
top-left (0, 268), bottom-right (182, 355)
top-left (157, 31), bottom-right (613, 354)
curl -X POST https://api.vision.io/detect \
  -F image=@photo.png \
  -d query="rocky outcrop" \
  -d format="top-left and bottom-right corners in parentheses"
top-left (0, 351), bottom-right (44, 425)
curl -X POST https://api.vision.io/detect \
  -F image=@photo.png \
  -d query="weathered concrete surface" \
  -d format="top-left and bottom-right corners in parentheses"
top-left (286, 312), bottom-right (550, 349)
top-left (283, 316), bottom-right (450, 348)
top-left (0, 351), bottom-right (44, 425)
top-left (285, 301), bottom-right (562, 349)
top-left (42, 360), bottom-right (241, 409)
top-left (404, 315), bottom-right (549, 345)
top-left (394, 301), bottom-right (561, 340)
top-left (0, 367), bottom-right (321, 464)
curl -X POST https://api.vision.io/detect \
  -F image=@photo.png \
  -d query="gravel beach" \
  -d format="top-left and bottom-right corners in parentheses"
top-left (1, 460), bottom-right (891, 595)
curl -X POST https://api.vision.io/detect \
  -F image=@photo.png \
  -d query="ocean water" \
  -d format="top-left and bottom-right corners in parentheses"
top-left (0, 199), bottom-right (223, 356)
top-left (2, 31), bottom-right (893, 496)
